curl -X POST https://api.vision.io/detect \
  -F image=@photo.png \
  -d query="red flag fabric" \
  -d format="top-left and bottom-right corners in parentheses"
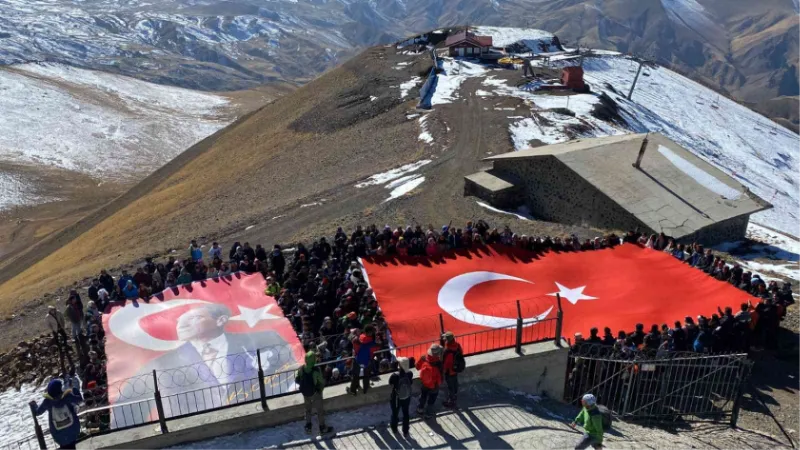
top-left (102, 273), bottom-right (302, 419)
top-left (362, 244), bottom-right (753, 355)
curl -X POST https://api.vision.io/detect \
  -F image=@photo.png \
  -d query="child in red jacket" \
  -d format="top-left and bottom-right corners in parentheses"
top-left (416, 344), bottom-right (443, 418)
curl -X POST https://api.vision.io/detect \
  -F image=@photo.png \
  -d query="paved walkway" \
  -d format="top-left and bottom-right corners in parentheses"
top-left (178, 382), bottom-right (786, 450)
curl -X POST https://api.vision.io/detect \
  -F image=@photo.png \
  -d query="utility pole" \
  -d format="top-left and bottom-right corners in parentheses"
top-left (627, 59), bottom-right (644, 100)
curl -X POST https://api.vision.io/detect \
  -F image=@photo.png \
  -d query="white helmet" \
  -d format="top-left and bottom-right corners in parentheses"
top-left (582, 394), bottom-right (596, 406)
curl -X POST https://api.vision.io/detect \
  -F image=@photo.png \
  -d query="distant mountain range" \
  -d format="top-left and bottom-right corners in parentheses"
top-left (2, 0), bottom-right (797, 128)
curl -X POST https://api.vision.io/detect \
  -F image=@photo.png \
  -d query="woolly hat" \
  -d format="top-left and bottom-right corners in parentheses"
top-left (397, 357), bottom-right (410, 372)
top-left (46, 379), bottom-right (64, 399)
top-left (428, 343), bottom-right (443, 357)
top-left (443, 331), bottom-right (455, 342)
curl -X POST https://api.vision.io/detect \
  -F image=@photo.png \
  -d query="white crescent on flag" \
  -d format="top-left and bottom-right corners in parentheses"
top-left (437, 271), bottom-right (552, 329)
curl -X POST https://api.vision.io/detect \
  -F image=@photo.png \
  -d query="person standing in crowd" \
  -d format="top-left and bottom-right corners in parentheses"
top-left (208, 242), bottom-right (223, 260)
top-left (122, 280), bottom-right (139, 300)
top-left (296, 350), bottom-right (334, 435)
top-left (46, 305), bottom-right (68, 345)
top-left (189, 239), bottom-right (203, 262)
top-left (416, 344), bottom-right (443, 419)
top-left (64, 298), bottom-right (83, 341)
top-left (347, 325), bottom-right (377, 395)
top-left (389, 357), bottom-right (413, 436)
top-left (441, 331), bottom-right (464, 408)
top-left (570, 393), bottom-right (604, 449)
top-left (30, 376), bottom-right (82, 450)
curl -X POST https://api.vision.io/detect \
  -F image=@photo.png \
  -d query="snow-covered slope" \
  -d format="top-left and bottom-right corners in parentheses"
top-left (577, 56), bottom-right (799, 237)
top-left (0, 63), bottom-right (230, 179)
top-left (403, 37), bottom-right (798, 236)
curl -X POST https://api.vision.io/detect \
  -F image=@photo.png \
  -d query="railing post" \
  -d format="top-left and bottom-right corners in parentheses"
top-left (257, 349), bottom-right (268, 411)
top-left (515, 300), bottom-right (523, 353)
top-left (555, 293), bottom-right (564, 347)
top-left (152, 370), bottom-right (169, 434)
top-left (29, 402), bottom-right (47, 450)
top-left (438, 313), bottom-right (445, 336)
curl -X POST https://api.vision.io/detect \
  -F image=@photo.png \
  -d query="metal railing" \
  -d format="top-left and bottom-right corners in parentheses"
top-left (564, 343), bottom-right (752, 426)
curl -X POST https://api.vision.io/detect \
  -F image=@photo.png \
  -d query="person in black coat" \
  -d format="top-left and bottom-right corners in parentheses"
top-left (270, 246), bottom-right (286, 278)
top-left (389, 357), bottom-right (413, 436)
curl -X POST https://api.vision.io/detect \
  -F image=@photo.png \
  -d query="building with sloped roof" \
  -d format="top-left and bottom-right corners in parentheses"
top-left (464, 133), bottom-right (771, 245)
top-left (444, 31), bottom-right (493, 57)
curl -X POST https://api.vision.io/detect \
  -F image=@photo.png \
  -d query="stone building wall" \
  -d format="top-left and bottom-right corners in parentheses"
top-left (676, 214), bottom-right (750, 247)
top-left (493, 157), bottom-right (650, 232)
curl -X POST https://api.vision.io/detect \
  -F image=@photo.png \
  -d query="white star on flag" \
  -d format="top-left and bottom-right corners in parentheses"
top-left (548, 282), bottom-right (597, 305)
top-left (231, 305), bottom-right (281, 328)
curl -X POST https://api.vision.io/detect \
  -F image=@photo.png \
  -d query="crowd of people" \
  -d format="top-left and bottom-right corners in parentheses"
top-left (32, 220), bottom-right (794, 446)
top-left (570, 231), bottom-right (795, 356)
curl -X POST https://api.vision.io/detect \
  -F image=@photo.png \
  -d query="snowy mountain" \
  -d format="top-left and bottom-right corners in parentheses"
top-left (0, 63), bottom-right (234, 210)
top-left (1, 0), bottom-right (796, 128)
top-left (0, 0), bottom-right (382, 90)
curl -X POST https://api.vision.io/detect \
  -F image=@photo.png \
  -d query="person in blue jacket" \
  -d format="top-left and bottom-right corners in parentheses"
top-left (30, 377), bottom-right (83, 449)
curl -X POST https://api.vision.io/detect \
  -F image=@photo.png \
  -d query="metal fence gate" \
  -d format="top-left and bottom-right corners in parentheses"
top-left (564, 345), bottom-right (753, 425)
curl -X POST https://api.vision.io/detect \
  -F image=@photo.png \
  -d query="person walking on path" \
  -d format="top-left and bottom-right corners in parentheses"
top-left (570, 393), bottom-right (604, 449)
top-left (389, 357), bottom-right (413, 436)
top-left (441, 331), bottom-right (465, 408)
top-left (416, 344), bottom-right (443, 419)
top-left (296, 350), bottom-right (334, 436)
top-left (30, 376), bottom-right (82, 450)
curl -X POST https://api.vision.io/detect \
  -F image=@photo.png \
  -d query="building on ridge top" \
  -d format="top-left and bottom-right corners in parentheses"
top-left (444, 30), bottom-right (493, 57)
top-left (464, 133), bottom-right (772, 246)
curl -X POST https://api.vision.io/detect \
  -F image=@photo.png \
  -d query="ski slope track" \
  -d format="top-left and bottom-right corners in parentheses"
top-left (576, 56), bottom-right (798, 237)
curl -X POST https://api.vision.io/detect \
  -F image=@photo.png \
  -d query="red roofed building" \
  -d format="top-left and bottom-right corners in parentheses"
top-left (444, 30), bottom-right (493, 57)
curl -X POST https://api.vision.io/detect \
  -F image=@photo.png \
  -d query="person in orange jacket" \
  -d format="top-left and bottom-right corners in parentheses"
top-left (416, 344), bottom-right (443, 418)
top-left (441, 331), bottom-right (465, 408)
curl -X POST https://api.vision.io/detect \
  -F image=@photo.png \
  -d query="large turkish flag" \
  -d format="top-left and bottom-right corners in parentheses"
top-left (361, 244), bottom-right (753, 355)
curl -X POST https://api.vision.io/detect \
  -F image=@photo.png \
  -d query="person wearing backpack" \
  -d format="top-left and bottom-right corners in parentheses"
top-left (30, 376), bottom-right (82, 449)
top-left (389, 357), bottom-right (413, 436)
top-left (570, 393), bottom-right (604, 449)
top-left (415, 344), bottom-right (443, 419)
top-left (295, 350), bottom-right (334, 436)
top-left (441, 331), bottom-right (465, 408)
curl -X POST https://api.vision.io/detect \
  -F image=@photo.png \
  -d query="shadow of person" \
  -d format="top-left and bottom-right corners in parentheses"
top-left (425, 415), bottom-right (467, 449)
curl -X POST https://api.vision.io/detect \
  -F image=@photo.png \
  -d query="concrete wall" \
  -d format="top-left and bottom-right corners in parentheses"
top-left (463, 177), bottom-right (521, 209)
top-left (676, 214), bottom-right (750, 247)
top-left (493, 157), bottom-right (650, 233)
top-left (84, 340), bottom-right (568, 450)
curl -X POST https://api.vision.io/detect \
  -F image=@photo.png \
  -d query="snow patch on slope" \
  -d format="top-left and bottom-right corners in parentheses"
top-left (473, 26), bottom-right (555, 48)
top-left (0, 173), bottom-right (55, 210)
top-left (0, 384), bottom-right (47, 445)
top-left (657, 145), bottom-right (742, 199)
top-left (355, 160), bottom-right (431, 188)
top-left (418, 114), bottom-right (433, 144)
top-left (432, 59), bottom-right (488, 105)
top-left (0, 63), bottom-right (231, 180)
top-left (476, 201), bottom-right (535, 221)
top-left (399, 76), bottom-right (421, 99)
top-left (384, 175), bottom-right (425, 202)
